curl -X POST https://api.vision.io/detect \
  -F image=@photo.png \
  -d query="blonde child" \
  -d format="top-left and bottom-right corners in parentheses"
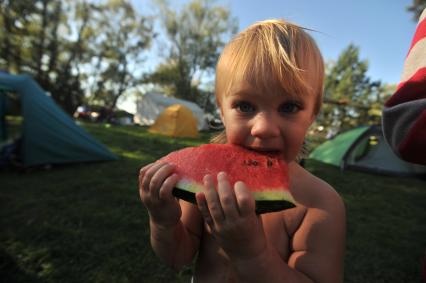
top-left (139, 19), bottom-right (346, 283)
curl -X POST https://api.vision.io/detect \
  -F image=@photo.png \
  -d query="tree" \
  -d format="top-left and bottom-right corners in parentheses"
top-left (48, 0), bottom-right (93, 115)
top-left (150, 0), bottom-right (237, 104)
top-left (85, 0), bottom-right (153, 119)
top-left (1, 0), bottom-right (153, 116)
top-left (0, 0), bottom-right (94, 114)
top-left (0, 0), bottom-right (36, 73)
top-left (317, 44), bottom-right (385, 136)
top-left (407, 0), bottom-right (426, 21)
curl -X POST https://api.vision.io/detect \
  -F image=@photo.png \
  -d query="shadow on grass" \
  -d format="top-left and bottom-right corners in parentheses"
top-left (0, 247), bottom-right (42, 283)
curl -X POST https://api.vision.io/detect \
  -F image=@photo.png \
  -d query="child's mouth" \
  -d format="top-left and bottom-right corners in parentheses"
top-left (246, 147), bottom-right (281, 156)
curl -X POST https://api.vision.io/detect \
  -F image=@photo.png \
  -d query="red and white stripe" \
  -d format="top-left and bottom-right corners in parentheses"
top-left (387, 9), bottom-right (426, 106)
top-left (382, 8), bottom-right (426, 165)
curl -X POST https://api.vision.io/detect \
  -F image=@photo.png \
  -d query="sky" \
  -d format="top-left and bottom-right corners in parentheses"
top-left (226, 0), bottom-right (417, 85)
top-left (120, 0), bottom-right (418, 112)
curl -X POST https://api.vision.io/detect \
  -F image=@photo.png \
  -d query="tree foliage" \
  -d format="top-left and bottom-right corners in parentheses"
top-left (83, 0), bottom-right (153, 118)
top-left (316, 44), bottom-right (390, 137)
top-left (0, 0), bottom-right (93, 114)
top-left (0, 0), bottom-right (153, 117)
top-left (149, 0), bottom-right (237, 105)
top-left (407, 0), bottom-right (426, 21)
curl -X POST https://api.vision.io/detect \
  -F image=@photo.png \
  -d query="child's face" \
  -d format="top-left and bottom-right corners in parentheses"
top-left (219, 80), bottom-right (316, 162)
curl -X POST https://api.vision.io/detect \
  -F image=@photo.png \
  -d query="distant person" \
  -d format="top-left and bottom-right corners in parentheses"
top-left (139, 19), bottom-right (346, 282)
top-left (382, 8), bottom-right (426, 165)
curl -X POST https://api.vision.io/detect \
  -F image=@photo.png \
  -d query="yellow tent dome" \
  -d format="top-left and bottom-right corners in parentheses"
top-left (148, 104), bottom-right (199, 138)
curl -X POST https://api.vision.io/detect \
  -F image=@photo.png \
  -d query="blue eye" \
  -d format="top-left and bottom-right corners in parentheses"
top-left (235, 101), bottom-right (255, 113)
top-left (279, 102), bottom-right (301, 114)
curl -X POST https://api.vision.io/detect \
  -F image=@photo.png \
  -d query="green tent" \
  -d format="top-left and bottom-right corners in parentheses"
top-left (309, 125), bottom-right (426, 176)
top-left (0, 72), bottom-right (117, 167)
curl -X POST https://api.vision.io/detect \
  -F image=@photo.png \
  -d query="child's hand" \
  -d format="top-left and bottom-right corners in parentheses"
top-left (195, 172), bottom-right (266, 261)
top-left (139, 162), bottom-right (181, 228)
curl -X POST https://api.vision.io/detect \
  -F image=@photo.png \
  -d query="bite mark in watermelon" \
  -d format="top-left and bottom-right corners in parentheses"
top-left (160, 144), bottom-right (295, 214)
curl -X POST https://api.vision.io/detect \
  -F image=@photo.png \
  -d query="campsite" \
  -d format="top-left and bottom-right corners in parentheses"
top-left (2, 71), bottom-right (424, 282)
top-left (1, 0), bottom-right (426, 282)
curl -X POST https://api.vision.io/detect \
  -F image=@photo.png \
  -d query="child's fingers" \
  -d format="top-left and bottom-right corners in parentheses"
top-left (217, 172), bottom-right (239, 220)
top-left (141, 162), bottom-right (165, 193)
top-left (203, 174), bottom-right (225, 224)
top-left (196, 192), bottom-right (214, 230)
top-left (234, 181), bottom-right (256, 217)
top-left (139, 163), bottom-right (154, 187)
top-left (148, 163), bottom-right (176, 200)
top-left (139, 163), bottom-right (156, 203)
top-left (159, 173), bottom-right (179, 201)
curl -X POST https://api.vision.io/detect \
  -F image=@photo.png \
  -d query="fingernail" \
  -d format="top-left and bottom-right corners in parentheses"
top-left (203, 174), bottom-right (212, 182)
top-left (218, 171), bottom-right (227, 180)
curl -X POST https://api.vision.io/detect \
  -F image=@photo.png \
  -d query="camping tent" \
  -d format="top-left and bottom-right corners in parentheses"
top-left (0, 72), bottom-right (117, 167)
top-left (309, 125), bottom-right (426, 176)
top-left (148, 104), bottom-right (198, 138)
top-left (134, 92), bottom-right (207, 130)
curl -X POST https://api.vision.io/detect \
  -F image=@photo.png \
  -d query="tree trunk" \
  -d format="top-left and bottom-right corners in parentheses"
top-left (1, 3), bottom-right (12, 70)
top-left (35, 0), bottom-right (49, 80)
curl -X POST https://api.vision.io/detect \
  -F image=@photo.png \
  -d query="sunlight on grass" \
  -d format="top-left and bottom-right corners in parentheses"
top-left (120, 151), bottom-right (155, 161)
top-left (3, 240), bottom-right (55, 279)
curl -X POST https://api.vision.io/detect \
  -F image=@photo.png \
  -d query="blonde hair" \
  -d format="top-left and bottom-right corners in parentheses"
top-left (211, 19), bottom-right (324, 148)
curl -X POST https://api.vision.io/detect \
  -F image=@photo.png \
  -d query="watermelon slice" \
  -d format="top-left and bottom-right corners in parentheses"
top-left (161, 144), bottom-right (296, 214)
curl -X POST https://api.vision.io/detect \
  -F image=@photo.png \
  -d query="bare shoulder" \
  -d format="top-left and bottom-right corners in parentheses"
top-left (288, 162), bottom-right (345, 232)
top-left (288, 162), bottom-right (345, 212)
top-left (286, 162), bottom-right (346, 283)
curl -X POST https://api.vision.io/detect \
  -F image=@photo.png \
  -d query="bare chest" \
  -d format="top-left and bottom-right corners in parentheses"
top-left (194, 206), bottom-right (307, 282)
top-left (262, 206), bottom-right (307, 259)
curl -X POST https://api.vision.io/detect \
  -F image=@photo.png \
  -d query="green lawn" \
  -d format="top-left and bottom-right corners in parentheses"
top-left (1, 123), bottom-right (425, 283)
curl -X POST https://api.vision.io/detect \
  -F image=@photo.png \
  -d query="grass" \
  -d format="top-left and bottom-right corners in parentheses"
top-left (1, 122), bottom-right (425, 282)
top-left (305, 161), bottom-right (426, 283)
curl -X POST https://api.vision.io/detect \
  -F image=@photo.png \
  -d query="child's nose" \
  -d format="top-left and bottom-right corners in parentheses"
top-left (250, 113), bottom-right (280, 138)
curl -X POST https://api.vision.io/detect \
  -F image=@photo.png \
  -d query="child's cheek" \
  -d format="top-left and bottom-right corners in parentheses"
top-left (224, 125), bottom-right (246, 145)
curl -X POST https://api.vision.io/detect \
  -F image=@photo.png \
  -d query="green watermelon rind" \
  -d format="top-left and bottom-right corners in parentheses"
top-left (172, 186), bottom-right (296, 214)
top-left (176, 179), bottom-right (201, 194)
top-left (176, 178), bottom-right (296, 204)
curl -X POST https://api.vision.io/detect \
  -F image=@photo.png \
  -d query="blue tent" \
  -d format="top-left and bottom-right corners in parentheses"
top-left (0, 72), bottom-right (117, 167)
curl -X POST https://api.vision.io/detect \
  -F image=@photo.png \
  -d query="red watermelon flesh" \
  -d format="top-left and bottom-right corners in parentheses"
top-left (160, 144), bottom-right (295, 214)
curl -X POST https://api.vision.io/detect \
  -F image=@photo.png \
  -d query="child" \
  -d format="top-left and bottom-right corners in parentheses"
top-left (139, 19), bottom-right (346, 283)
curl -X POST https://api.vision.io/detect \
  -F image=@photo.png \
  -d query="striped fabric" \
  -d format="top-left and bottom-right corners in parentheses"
top-left (382, 8), bottom-right (426, 165)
